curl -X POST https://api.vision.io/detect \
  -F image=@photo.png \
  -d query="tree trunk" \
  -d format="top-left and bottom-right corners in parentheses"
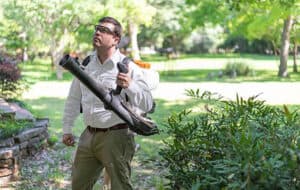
top-left (23, 47), bottom-right (28, 62)
top-left (128, 21), bottom-right (141, 60)
top-left (271, 40), bottom-right (277, 56)
top-left (278, 16), bottom-right (293, 77)
top-left (20, 32), bottom-right (28, 62)
top-left (51, 50), bottom-right (64, 80)
top-left (50, 28), bottom-right (68, 80)
top-left (293, 40), bottom-right (298, 72)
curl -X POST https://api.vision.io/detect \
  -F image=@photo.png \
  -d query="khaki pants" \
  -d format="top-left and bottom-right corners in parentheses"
top-left (72, 128), bottom-right (135, 190)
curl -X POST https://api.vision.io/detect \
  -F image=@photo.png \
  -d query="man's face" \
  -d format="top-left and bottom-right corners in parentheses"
top-left (93, 22), bottom-right (119, 49)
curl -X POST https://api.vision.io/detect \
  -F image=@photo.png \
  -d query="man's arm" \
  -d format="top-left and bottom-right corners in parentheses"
top-left (62, 78), bottom-right (82, 146)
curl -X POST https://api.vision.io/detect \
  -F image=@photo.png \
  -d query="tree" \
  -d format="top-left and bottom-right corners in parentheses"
top-left (110, 0), bottom-right (156, 60)
top-left (0, 0), bottom-right (107, 79)
top-left (224, 0), bottom-right (300, 77)
top-left (185, 0), bottom-right (300, 77)
top-left (279, 15), bottom-right (294, 77)
top-left (137, 0), bottom-right (193, 54)
top-left (291, 16), bottom-right (300, 72)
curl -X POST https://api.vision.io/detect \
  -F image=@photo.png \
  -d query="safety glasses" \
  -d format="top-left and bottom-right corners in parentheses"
top-left (94, 25), bottom-right (115, 35)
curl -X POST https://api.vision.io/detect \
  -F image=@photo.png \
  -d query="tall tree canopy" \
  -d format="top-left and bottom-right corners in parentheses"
top-left (185, 0), bottom-right (300, 77)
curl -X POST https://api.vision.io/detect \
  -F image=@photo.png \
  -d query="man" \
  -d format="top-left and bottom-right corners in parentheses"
top-left (62, 16), bottom-right (153, 190)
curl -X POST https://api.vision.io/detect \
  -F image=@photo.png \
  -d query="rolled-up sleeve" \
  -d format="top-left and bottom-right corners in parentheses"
top-left (122, 62), bottom-right (153, 113)
top-left (62, 78), bottom-right (82, 134)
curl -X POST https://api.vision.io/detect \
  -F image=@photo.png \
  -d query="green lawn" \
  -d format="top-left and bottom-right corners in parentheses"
top-left (20, 54), bottom-right (300, 84)
top-left (159, 67), bottom-right (300, 83)
top-left (14, 53), bottom-right (300, 189)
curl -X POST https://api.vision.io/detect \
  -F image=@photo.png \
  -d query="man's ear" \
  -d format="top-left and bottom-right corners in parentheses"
top-left (113, 36), bottom-right (120, 47)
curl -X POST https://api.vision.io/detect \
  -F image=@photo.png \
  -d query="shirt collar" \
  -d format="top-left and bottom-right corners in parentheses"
top-left (110, 48), bottom-right (122, 66)
top-left (93, 49), bottom-right (122, 67)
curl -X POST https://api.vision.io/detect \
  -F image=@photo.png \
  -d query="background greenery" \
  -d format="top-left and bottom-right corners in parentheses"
top-left (0, 0), bottom-right (299, 78)
top-left (0, 0), bottom-right (300, 189)
top-left (161, 92), bottom-right (300, 189)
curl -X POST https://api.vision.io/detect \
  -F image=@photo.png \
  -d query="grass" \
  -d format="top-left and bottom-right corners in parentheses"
top-left (15, 94), bottom-right (204, 189)
top-left (141, 53), bottom-right (281, 62)
top-left (19, 59), bottom-right (74, 84)
top-left (160, 67), bottom-right (300, 83)
top-left (19, 54), bottom-right (300, 84)
top-left (9, 53), bottom-right (300, 189)
top-left (0, 118), bottom-right (34, 139)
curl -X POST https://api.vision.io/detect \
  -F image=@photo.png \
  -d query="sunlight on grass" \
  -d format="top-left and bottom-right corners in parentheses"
top-left (22, 81), bottom-right (71, 99)
top-left (160, 68), bottom-right (300, 83)
top-left (140, 138), bottom-right (163, 145)
top-left (29, 104), bottom-right (48, 110)
top-left (163, 99), bottom-right (189, 106)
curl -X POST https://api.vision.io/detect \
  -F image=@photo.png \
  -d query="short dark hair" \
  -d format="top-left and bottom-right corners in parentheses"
top-left (98, 17), bottom-right (122, 39)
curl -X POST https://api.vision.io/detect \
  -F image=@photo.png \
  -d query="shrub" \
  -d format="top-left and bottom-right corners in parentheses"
top-left (224, 61), bottom-right (254, 78)
top-left (0, 55), bottom-right (26, 99)
top-left (47, 135), bottom-right (59, 146)
top-left (160, 91), bottom-right (300, 189)
top-left (0, 100), bottom-right (34, 139)
top-left (0, 117), bottom-right (33, 139)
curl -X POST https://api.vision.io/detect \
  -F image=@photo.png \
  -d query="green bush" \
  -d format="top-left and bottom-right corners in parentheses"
top-left (0, 100), bottom-right (35, 139)
top-left (0, 117), bottom-right (33, 139)
top-left (224, 62), bottom-right (254, 78)
top-left (0, 54), bottom-right (27, 99)
top-left (160, 92), bottom-right (300, 189)
top-left (47, 135), bottom-right (59, 146)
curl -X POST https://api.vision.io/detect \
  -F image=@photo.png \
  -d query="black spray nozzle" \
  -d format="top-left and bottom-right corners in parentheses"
top-left (114, 59), bottom-right (130, 95)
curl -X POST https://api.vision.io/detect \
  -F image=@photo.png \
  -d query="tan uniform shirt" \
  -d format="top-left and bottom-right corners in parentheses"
top-left (62, 49), bottom-right (153, 134)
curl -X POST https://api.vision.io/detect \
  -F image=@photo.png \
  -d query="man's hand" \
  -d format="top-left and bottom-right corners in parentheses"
top-left (62, 134), bottom-right (75, 146)
top-left (117, 69), bottom-right (132, 89)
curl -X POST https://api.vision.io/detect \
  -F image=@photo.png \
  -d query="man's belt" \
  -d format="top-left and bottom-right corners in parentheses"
top-left (87, 123), bottom-right (128, 133)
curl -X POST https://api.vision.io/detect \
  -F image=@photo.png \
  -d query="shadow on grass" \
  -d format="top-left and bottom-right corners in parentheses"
top-left (142, 53), bottom-right (281, 62)
top-left (20, 59), bottom-right (75, 85)
top-left (160, 68), bottom-right (300, 83)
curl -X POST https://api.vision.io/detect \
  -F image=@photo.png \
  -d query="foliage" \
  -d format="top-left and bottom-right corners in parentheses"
top-left (218, 35), bottom-right (275, 54)
top-left (224, 61), bottom-right (254, 77)
top-left (47, 135), bottom-right (59, 146)
top-left (0, 116), bottom-right (33, 139)
top-left (138, 0), bottom-right (191, 51)
top-left (160, 92), bottom-right (300, 189)
top-left (183, 26), bottom-right (224, 53)
top-left (0, 55), bottom-right (27, 99)
top-left (0, 99), bottom-right (35, 139)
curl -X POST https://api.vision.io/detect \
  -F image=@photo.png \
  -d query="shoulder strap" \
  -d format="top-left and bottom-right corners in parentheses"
top-left (121, 56), bottom-right (131, 67)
